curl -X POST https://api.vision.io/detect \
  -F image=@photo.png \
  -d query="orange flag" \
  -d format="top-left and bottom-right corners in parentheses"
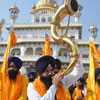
top-left (43, 34), bottom-right (52, 56)
top-left (0, 27), bottom-right (17, 100)
top-left (87, 42), bottom-right (100, 100)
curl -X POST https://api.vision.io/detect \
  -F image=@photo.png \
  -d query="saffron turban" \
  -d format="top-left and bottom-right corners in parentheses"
top-left (28, 72), bottom-right (37, 78)
top-left (35, 56), bottom-right (55, 75)
top-left (55, 59), bottom-right (61, 70)
top-left (8, 56), bottom-right (22, 70)
top-left (95, 68), bottom-right (100, 80)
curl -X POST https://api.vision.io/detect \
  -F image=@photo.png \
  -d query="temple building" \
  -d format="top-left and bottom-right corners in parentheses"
top-left (0, 0), bottom-right (100, 79)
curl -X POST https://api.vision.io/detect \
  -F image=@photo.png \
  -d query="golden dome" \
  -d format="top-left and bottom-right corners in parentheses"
top-left (32, 4), bottom-right (36, 9)
top-left (89, 24), bottom-right (97, 30)
top-left (36, 0), bottom-right (58, 9)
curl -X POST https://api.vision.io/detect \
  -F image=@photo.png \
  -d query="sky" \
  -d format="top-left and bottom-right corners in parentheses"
top-left (0, 0), bottom-right (100, 40)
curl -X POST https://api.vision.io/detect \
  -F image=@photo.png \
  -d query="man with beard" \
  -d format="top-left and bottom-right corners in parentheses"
top-left (28, 72), bottom-right (37, 82)
top-left (2, 56), bottom-right (29, 100)
top-left (28, 56), bottom-right (84, 100)
top-left (54, 58), bottom-right (61, 74)
top-left (72, 77), bottom-right (87, 100)
top-left (27, 72), bottom-right (37, 100)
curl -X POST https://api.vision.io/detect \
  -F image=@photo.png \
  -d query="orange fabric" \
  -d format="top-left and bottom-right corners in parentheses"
top-left (0, 29), bottom-right (17, 100)
top-left (91, 42), bottom-right (100, 62)
top-left (95, 82), bottom-right (100, 100)
top-left (3, 72), bottom-right (23, 100)
top-left (0, 25), bottom-right (2, 35)
top-left (72, 87), bottom-right (88, 100)
top-left (87, 42), bottom-right (100, 100)
top-left (34, 77), bottom-right (66, 100)
top-left (72, 87), bottom-right (82, 100)
top-left (0, 70), bottom-right (3, 100)
top-left (10, 30), bottom-right (17, 47)
top-left (65, 88), bottom-right (71, 100)
top-left (43, 37), bottom-right (52, 56)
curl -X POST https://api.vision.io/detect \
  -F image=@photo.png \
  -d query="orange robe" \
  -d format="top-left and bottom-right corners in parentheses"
top-left (1, 72), bottom-right (29, 100)
top-left (72, 86), bottom-right (87, 100)
top-left (34, 77), bottom-right (67, 100)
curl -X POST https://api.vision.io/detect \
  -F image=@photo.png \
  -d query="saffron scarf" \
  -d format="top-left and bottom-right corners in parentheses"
top-left (3, 72), bottom-right (23, 100)
top-left (73, 87), bottom-right (82, 100)
top-left (65, 88), bottom-right (71, 100)
top-left (95, 82), bottom-right (100, 100)
top-left (34, 77), bottom-right (66, 100)
top-left (73, 87), bottom-right (87, 100)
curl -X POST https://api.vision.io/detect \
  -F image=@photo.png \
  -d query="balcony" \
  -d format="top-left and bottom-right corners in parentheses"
top-left (0, 54), bottom-right (90, 64)
top-left (80, 58), bottom-right (90, 64)
top-left (17, 35), bottom-right (54, 43)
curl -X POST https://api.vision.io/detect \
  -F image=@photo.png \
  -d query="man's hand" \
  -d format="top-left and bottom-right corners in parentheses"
top-left (52, 74), bottom-right (63, 87)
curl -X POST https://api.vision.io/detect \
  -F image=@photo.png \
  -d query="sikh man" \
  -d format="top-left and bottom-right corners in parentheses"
top-left (28, 56), bottom-right (84, 100)
top-left (95, 68), bottom-right (100, 99)
top-left (72, 77), bottom-right (87, 100)
top-left (2, 56), bottom-right (29, 100)
top-left (54, 58), bottom-right (61, 74)
top-left (27, 72), bottom-right (37, 82)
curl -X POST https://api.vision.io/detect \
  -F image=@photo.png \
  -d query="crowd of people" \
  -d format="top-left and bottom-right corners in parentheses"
top-left (0, 55), bottom-right (100, 100)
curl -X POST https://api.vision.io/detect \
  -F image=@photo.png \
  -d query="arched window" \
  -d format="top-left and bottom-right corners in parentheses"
top-left (35, 47), bottom-right (43, 55)
top-left (11, 48), bottom-right (21, 56)
top-left (41, 17), bottom-right (46, 22)
top-left (25, 47), bottom-right (33, 55)
top-left (35, 17), bottom-right (40, 23)
top-left (48, 17), bottom-right (52, 22)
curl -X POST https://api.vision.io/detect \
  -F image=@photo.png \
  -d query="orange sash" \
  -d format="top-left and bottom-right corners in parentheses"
top-left (73, 87), bottom-right (88, 100)
top-left (3, 72), bottom-right (23, 100)
top-left (95, 82), bottom-right (100, 100)
top-left (33, 77), bottom-right (66, 100)
top-left (75, 87), bottom-right (83, 98)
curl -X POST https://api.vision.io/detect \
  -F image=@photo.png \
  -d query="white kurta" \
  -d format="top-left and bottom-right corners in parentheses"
top-left (27, 61), bottom-right (85, 100)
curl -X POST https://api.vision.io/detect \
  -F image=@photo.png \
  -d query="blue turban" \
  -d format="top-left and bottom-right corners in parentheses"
top-left (8, 56), bottom-right (22, 70)
top-left (55, 59), bottom-right (61, 70)
top-left (95, 68), bottom-right (100, 80)
top-left (35, 56), bottom-right (55, 75)
top-left (28, 72), bottom-right (36, 78)
top-left (78, 77), bottom-right (86, 84)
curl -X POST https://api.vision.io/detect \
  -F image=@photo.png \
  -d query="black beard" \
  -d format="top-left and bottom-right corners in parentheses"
top-left (40, 75), bottom-right (53, 90)
top-left (78, 84), bottom-right (84, 90)
top-left (8, 70), bottom-right (19, 80)
top-left (96, 79), bottom-right (100, 87)
top-left (29, 78), bottom-right (35, 82)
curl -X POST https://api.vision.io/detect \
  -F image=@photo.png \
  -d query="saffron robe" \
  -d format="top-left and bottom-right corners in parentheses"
top-left (1, 72), bottom-right (29, 100)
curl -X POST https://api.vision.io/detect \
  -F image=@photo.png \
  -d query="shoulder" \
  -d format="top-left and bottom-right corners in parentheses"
top-left (28, 82), bottom-right (40, 94)
top-left (28, 82), bottom-right (34, 89)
